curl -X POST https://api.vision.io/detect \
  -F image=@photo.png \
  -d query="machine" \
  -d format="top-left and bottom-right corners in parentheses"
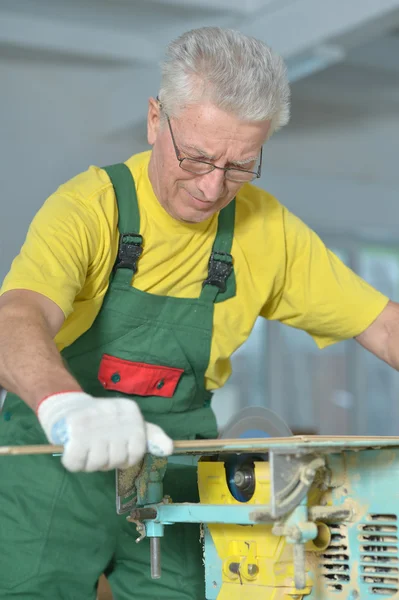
top-left (116, 408), bottom-right (399, 599)
top-left (2, 408), bottom-right (399, 599)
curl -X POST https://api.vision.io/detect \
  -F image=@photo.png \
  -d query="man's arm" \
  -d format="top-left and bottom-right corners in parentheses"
top-left (0, 181), bottom-right (173, 471)
top-left (0, 289), bottom-right (82, 412)
top-left (0, 288), bottom-right (173, 471)
top-left (355, 300), bottom-right (399, 369)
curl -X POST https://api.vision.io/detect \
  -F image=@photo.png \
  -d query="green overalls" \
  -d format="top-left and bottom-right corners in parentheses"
top-left (0, 164), bottom-right (236, 599)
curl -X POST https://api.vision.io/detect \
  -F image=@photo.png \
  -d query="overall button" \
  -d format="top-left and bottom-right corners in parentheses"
top-left (111, 372), bottom-right (121, 383)
top-left (156, 379), bottom-right (165, 390)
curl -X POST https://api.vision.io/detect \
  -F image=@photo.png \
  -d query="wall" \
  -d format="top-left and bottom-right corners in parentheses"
top-left (0, 53), bottom-right (147, 279)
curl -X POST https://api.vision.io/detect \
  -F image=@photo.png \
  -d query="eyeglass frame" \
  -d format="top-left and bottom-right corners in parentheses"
top-left (157, 98), bottom-right (263, 182)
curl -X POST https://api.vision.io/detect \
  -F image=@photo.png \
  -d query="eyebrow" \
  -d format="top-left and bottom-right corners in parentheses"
top-left (181, 143), bottom-right (258, 167)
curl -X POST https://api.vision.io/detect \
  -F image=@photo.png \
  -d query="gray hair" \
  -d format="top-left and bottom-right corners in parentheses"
top-left (158, 27), bottom-right (290, 137)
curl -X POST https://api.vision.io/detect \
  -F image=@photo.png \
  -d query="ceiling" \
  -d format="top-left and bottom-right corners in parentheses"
top-left (1, 0), bottom-right (398, 59)
top-left (1, 0), bottom-right (399, 229)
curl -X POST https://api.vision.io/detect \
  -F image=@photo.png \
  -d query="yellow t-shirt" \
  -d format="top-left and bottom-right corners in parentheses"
top-left (1, 151), bottom-right (388, 390)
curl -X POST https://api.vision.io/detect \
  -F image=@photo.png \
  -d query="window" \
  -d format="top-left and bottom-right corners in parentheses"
top-left (212, 241), bottom-right (399, 436)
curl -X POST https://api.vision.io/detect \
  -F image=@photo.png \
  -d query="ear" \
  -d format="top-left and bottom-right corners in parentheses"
top-left (147, 97), bottom-right (161, 145)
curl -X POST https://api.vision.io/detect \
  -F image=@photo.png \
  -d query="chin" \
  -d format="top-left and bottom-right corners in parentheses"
top-left (175, 209), bottom-right (211, 224)
top-left (181, 202), bottom-right (218, 223)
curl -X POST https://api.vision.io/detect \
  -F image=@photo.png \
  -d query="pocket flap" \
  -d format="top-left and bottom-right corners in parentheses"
top-left (98, 354), bottom-right (184, 398)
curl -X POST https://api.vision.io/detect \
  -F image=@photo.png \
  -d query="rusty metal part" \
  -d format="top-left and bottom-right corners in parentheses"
top-left (116, 460), bottom-right (144, 514)
top-left (128, 508), bottom-right (158, 522)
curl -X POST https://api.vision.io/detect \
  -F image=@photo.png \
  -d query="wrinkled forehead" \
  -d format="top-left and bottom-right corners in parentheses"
top-left (169, 102), bottom-right (270, 157)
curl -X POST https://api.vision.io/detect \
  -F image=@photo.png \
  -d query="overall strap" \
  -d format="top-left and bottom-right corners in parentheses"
top-left (200, 198), bottom-right (236, 303)
top-left (102, 163), bottom-right (143, 286)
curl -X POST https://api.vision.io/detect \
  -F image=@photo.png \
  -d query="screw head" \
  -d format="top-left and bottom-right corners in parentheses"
top-left (247, 564), bottom-right (259, 576)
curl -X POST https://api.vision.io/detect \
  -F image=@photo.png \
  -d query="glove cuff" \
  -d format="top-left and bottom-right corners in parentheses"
top-left (36, 391), bottom-right (93, 442)
top-left (36, 390), bottom-right (87, 416)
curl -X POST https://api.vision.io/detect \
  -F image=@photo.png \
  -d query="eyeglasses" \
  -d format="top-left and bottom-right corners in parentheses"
top-left (159, 101), bottom-right (262, 183)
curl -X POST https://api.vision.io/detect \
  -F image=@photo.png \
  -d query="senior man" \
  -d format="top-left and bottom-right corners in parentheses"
top-left (0, 26), bottom-right (398, 600)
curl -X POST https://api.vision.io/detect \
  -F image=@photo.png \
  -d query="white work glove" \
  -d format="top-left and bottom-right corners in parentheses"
top-left (37, 391), bottom-right (173, 472)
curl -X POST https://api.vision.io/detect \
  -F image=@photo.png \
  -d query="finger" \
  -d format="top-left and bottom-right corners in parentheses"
top-left (146, 423), bottom-right (174, 456)
top-left (62, 440), bottom-right (90, 472)
top-left (85, 440), bottom-right (111, 472)
top-left (107, 439), bottom-right (139, 470)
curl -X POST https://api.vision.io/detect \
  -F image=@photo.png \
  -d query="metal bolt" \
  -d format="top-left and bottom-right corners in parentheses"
top-left (150, 537), bottom-right (161, 579)
top-left (247, 564), bottom-right (259, 576)
top-left (228, 562), bottom-right (240, 574)
top-left (234, 471), bottom-right (245, 487)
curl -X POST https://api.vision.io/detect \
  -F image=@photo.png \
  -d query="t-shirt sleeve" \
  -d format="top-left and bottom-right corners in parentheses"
top-left (261, 208), bottom-right (389, 348)
top-left (0, 190), bottom-right (99, 318)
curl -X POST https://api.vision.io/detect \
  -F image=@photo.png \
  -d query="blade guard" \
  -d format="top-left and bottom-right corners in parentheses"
top-left (219, 406), bottom-right (292, 502)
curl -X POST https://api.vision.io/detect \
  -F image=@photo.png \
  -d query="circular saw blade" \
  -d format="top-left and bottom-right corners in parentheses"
top-left (219, 406), bottom-right (292, 439)
top-left (219, 407), bottom-right (292, 502)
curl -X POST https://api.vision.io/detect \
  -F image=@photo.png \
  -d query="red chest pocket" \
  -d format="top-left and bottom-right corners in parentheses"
top-left (98, 354), bottom-right (184, 398)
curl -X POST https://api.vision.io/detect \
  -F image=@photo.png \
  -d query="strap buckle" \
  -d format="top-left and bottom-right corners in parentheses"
top-left (115, 233), bottom-right (143, 273)
top-left (202, 251), bottom-right (233, 293)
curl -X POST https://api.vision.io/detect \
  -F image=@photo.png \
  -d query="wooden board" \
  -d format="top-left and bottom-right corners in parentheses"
top-left (2, 435), bottom-right (399, 457)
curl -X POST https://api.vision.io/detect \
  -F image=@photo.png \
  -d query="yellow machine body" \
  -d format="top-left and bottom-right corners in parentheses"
top-left (197, 459), bottom-right (326, 599)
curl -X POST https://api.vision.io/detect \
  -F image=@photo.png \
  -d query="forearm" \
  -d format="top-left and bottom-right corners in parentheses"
top-left (0, 302), bottom-right (82, 412)
top-left (384, 336), bottom-right (399, 371)
top-left (356, 300), bottom-right (399, 370)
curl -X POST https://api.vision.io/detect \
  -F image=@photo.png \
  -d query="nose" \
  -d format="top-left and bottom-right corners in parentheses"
top-left (196, 168), bottom-right (226, 202)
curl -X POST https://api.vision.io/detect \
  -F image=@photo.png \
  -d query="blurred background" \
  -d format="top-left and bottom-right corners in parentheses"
top-left (1, 0), bottom-right (399, 437)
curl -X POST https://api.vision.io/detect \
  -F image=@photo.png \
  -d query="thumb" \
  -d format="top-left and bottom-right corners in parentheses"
top-left (146, 423), bottom-right (174, 457)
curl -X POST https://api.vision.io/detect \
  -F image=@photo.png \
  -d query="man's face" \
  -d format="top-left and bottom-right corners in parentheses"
top-left (147, 99), bottom-right (271, 223)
